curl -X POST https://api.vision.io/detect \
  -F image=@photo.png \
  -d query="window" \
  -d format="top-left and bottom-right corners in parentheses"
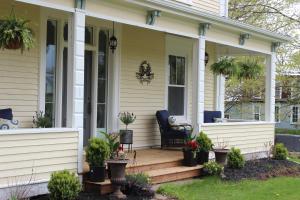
top-left (275, 106), bottom-right (280, 122)
top-left (224, 114), bottom-right (230, 119)
top-left (168, 55), bottom-right (186, 116)
top-left (292, 106), bottom-right (299, 123)
top-left (253, 104), bottom-right (260, 121)
top-left (45, 20), bottom-right (57, 127)
top-left (97, 30), bottom-right (108, 129)
top-left (275, 86), bottom-right (282, 99)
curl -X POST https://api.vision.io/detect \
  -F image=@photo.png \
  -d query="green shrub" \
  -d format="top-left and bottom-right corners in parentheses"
top-left (126, 173), bottom-right (151, 187)
top-left (227, 147), bottom-right (245, 169)
top-left (86, 137), bottom-right (110, 167)
top-left (203, 161), bottom-right (223, 175)
top-left (196, 131), bottom-right (213, 152)
top-left (48, 170), bottom-right (81, 200)
top-left (273, 143), bottom-right (288, 160)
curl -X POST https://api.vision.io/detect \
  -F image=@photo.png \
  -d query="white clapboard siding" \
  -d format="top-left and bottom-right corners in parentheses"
top-left (192, 0), bottom-right (220, 14)
top-left (0, 129), bottom-right (79, 188)
top-left (0, 2), bottom-right (40, 128)
top-left (202, 122), bottom-right (275, 154)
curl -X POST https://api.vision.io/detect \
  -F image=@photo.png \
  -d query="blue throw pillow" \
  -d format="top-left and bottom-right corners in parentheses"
top-left (0, 108), bottom-right (13, 120)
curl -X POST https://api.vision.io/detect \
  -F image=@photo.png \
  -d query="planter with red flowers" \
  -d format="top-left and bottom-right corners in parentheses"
top-left (182, 135), bottom-right (199, 167)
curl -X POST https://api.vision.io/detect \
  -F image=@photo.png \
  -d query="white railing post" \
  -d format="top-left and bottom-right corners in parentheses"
top-left (71, 8), bottom-right (85, 174)
top-left (265, 45), bottom-right (277, 122)
top-left (216, 75), bottom-right (225, 116)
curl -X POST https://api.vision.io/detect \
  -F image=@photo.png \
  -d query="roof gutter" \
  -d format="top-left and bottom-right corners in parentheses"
top-left (128, 0), bottom-right (292, 42)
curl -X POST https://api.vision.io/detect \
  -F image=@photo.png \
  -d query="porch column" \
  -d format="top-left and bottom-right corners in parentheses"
top-left (69, 8), bottom-right (85, 174)
top-left (215, 75), bottom-right (225, 116)
top-left (265, 45), bottom-right (277, 122)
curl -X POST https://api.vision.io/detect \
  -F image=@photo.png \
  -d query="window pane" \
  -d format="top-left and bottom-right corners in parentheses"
top-left (168, 86), bottom-right (184, 116)
top-left (46, 20), bottom-right (57, 127)
top-left (97, 104), bottom-right (106, 129)
top-left (275, 106), bottom-right (279, 122)
top-left (292, 107), bottom-right (298, 123)
top-left (85, 26), bottom-right (93, 45)
top-left (62, 48), bottom-right (68, 127)
top-left (169, 55), bottom-right (176, 84)
top-left (97, 79), bottom-right (106, 103)
top-left (176, 57), bottom-right (185, 85)
top-left (63, 23), bottom-right (68, 41)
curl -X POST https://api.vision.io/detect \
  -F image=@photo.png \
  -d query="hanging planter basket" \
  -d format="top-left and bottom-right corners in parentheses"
top-left (0, 7), bottom-right (34, 52)
top-left (210, 56), bottom-right (239, 78)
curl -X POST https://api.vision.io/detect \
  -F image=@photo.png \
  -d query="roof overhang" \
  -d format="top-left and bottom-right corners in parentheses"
top-left (127, 0), bottom-right (292, 43)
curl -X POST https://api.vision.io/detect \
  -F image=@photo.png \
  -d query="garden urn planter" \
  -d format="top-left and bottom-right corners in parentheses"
top-left (182, 149), bottom-right (197, 167)
top-left (107, 159), bottom-right (129, 200)
top-left (89, 166), bottom-right (106, 182)
top-left (214, 149), bottom-right (230, 165)
top-left (197, 151), bottom-right (209, 164)
top-left (119, 130), bottom-right (133, 144)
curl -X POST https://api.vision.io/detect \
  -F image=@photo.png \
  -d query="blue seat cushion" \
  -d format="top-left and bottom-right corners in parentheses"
top-left (0, 108), bottom-right (13, 120)
top-left (204, 111), bottom-right (222, 123)
top-left (156, 110), bottom-right (170, 132)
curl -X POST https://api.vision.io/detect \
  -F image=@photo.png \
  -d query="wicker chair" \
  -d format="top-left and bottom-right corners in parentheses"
top-left (156, 110), bottom-right (191, 148)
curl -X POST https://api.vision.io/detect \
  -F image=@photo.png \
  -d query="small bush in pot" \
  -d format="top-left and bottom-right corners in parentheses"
top-left (86, 137), bottom-right (110, 182)
top-left (227, 147), bottom-right (245, 169)
top-left (119, 112), bottom-right (136, 144)
top-left (183, 135), bottom-right (199, 167)
top-left (0, 12), bottom-right (34, 52)
top-left (273, 143), bottom-right (288, 160)
top-left (203, 161), bottom-right (223, 176)
top-left (196, 131), bottom-right (213, 164)
top-left (124, 173), bottom-right (155, 198)
top-left (32, 111), bottom-right (51, 128)
top-left (48, 170), bottom-right (81, 200)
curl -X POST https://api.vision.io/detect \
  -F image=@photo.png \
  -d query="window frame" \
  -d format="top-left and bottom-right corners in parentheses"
top-left (167, 55), bottom-right (188, 118)
top-left (291, 106), bottom-right (299, 124)
top-left (253, 104), bottom-right (261, 121)
top-left (275, 105), bottom-right (280, 123)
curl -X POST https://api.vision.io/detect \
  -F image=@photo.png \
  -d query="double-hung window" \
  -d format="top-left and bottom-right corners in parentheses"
top-left (292, 106), bottom-right (299, 123)
top-left (168, 55), bottom-right (186, 117)
top-left (275, 106), bottom-right (280, 123)
top-left (253, 104), bottom-right (261, 121)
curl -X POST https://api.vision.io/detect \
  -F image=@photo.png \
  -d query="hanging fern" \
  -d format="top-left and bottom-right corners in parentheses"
top-left (210, 56), bottom-right (240, 77)
top-left (237, 57), bottom-right (264, 80)
top-left (0, 11), bottom-right (34, 52)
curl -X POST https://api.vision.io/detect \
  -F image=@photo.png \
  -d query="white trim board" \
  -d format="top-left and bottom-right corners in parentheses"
top-left (16, 0), bottom-right (75, 13)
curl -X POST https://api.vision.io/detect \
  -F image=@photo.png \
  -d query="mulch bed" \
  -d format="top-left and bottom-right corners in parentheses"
top-left (223, 158), bottom-right (300, 181)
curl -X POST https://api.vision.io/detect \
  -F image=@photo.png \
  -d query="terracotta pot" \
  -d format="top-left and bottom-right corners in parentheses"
top-left (89, 166), bottom-right (106, 182)
top-left (182, 149), bottom-right (197, 167)
top-left (119, 130), bottom-right (133, 144)
top-left (107, 159), bottom-right (129, 199)
top-left (197, 151), bottom-right (209, 164)
top-left (214, 149), bottom-right (230, 165)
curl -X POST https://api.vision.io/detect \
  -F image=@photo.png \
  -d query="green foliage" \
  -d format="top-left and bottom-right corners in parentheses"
top-left (99, 131), bottom-right (120, 159)
top-left (227, 147), bottom-right (245, 169)
top-left (0, 13), bottom-right (34, 52)
top-left (273, 143), bottom-right (288, 160)
top-left (118, 112), bottom-right (136, 129)
top-left (33, 111), bottom-right (52, 128)
top-left (48, 170), bottom-right (81, 200)
top-left (86, 137), bottom-right (110, 167)
top-left (275, 128), bottom-right (300, 135)
top-left (203, 161), bottom-right (223, 176)
top-left (210, 56), bottom-right (239, 77)
top-left (126, 173), bottom-right (151, 187)
top-left (237, 57), bottom-right (263, 80)
top-left (196, 131), bottom-right (213, 152)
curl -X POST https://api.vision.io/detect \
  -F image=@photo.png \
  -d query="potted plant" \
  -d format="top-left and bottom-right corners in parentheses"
top-left (119, 112), bottom-right (136, 145)
top-left (0, 12), bottom-right (34, 52)
top-left (32, 111), bottom-right (51, 128)
top-left (182, 135), bottom-right (199, 167)
top-left (210, 56), bottom-right (239, 78)
top-left (86, 137), bottom-right (110, 182)
top-left (213, 139), bottom-right (230, 165)
top-left (106, 145), bottom-right (129, 199)
top-left (196, 131), bottom-right (213, 164)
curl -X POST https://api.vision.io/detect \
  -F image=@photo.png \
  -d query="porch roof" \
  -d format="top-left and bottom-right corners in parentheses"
top-left (131, 0), bottom-right (292, 43)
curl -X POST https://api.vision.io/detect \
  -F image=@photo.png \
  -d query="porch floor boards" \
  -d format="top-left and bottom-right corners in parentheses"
top-left (84, 149), bottom-right (203, 195)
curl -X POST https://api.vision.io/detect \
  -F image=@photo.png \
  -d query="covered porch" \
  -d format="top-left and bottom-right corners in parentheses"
top-left (0, 0), bottom-right (288, 197)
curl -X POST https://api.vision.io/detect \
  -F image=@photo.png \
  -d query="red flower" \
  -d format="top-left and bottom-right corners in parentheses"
top-left (186, 140), bottom-right (199, 151)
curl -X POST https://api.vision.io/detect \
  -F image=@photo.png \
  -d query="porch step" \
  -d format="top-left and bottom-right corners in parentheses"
top-left (84, 165), bottom-right (203, 195)
top-left (126, 159), bottom-right (183, 173)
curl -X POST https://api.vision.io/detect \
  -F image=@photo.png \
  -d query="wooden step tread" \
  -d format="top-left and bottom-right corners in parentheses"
top-left (146, 165), bottom-right (203, 177)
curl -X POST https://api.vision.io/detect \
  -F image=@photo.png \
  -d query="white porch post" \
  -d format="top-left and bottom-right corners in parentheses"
top-left (69, 8), bottom-right (85, 174)
top-left (215, 75), bottom-right (225, 116)
top-left (195, 23), bottom-right (210, 133)
top-left (265, 44), bottom-right (277, 122)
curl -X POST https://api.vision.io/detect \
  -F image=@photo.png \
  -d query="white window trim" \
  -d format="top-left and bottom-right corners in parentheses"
top-left (253, 104), bottom-right (261, 121)
top-left (165, 35), bottom-right (192, 122)
top-left (290, 105), bottom-right (300, 125)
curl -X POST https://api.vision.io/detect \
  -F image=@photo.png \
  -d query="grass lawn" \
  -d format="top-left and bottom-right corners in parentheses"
top-left (275, 128), bottom-right (300, 135)
top-left (157, 176), bottom-right (300, 200)
top-left (288, 156), bottom-right (300, 163)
